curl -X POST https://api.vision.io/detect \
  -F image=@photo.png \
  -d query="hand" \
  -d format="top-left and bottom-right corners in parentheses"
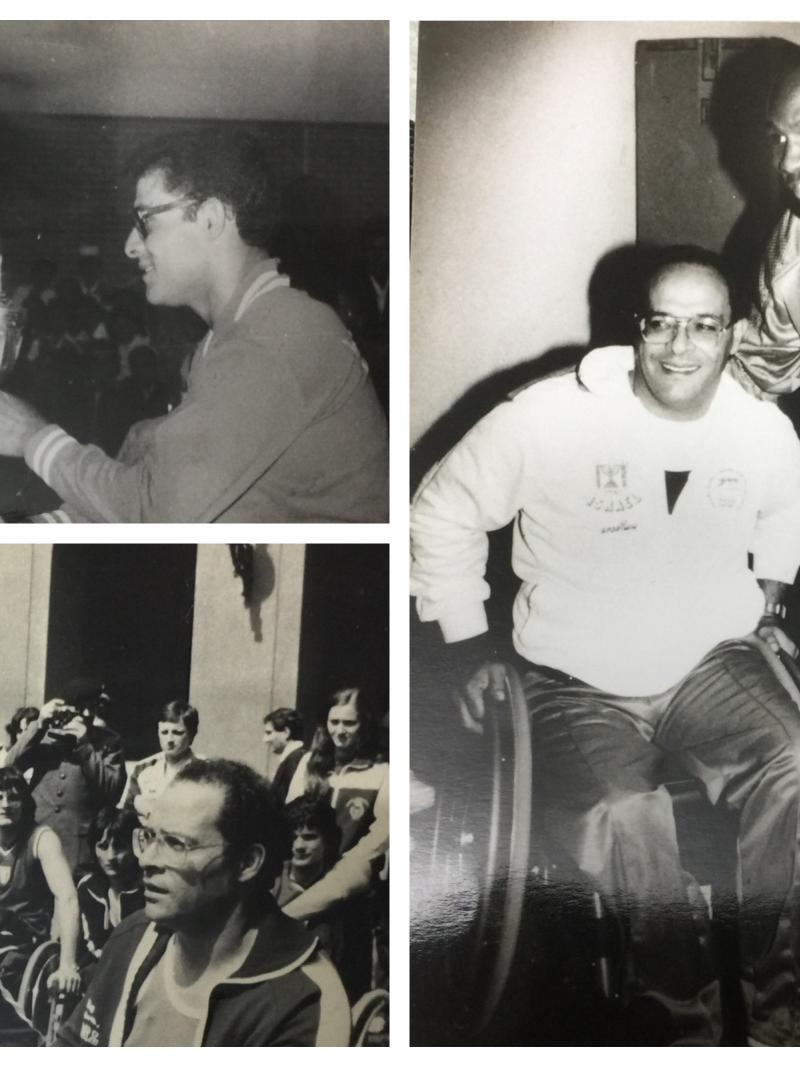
top-left (39, 698), bottom-right (67, 723)
top-left (756, 618), bottom-right (798, 659)
top-left (57, 715), bottom-right (88, 743)
top-left (0, 392), bottom-right (47, 456)
top-left (456, 661), bottom-right (510, 734)
top-left (47, 964), bottom-right (81, 997)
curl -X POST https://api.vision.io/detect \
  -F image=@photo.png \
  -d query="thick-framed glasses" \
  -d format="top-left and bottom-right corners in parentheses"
top-left (639, 314), bottom-right (731, 349)
top-left (132, 826), bottom-right (225, 869)
top-left (131, 198), bottom-right (196, 240)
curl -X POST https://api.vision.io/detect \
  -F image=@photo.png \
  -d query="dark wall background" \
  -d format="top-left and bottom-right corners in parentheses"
top-left (45, 544), bottom-right (197, 759)
top-left (296, 544), bottom-right (389, 752)
top-left (0, 113), bottom-right (388, 299)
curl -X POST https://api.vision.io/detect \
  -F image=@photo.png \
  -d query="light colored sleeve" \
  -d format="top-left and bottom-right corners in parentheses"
top-left (22, 323), bottom-right (355, 523)
top-left (411, 395), bottom-right (537, 642)
top-left (752, 409), bottom-right (800, 583)
top-left (283, 766), bottom-right (389, 922)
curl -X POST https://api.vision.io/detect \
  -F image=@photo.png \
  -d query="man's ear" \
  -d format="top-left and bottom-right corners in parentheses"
top-left (237, 843), bottom-right (266, 885)
top-left (196, 197), bottom-right (231, 240)
top-left (729, 317), bottom-right (749, 354)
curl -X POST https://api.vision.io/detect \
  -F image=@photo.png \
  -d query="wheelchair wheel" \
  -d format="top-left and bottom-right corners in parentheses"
top-left (411, 663), bottom-right (531, 1040)
top-left (16, 940), bottom-right (59, 1037)
top-left (350, 989), bottom-right (389, 1046)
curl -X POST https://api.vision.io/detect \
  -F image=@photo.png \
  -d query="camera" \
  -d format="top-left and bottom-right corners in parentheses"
top-left (48, 705), bottom-right (92, 731)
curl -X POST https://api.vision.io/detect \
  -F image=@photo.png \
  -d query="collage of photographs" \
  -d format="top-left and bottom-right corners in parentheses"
top-left (3, 13), bottom-right (800, 1056)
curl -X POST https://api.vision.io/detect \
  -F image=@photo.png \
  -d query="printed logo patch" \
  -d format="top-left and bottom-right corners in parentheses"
top-left (587, 463), bottom-right (642, 513)
top-left (345, 797), bottom-right (370, 822)
top-left (707, 469), bottom-right (746, 509)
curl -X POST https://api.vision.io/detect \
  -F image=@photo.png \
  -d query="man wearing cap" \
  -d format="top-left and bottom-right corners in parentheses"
top-left (4, 678), bottom-right (125, 873)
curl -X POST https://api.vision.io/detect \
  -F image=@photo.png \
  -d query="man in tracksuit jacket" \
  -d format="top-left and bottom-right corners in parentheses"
top-left (56, 758), bottom-right (349, 1046)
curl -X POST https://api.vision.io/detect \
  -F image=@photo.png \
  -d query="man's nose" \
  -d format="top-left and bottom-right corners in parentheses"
top-left (124, 226), bottom-right (144, 259)
top-left (669, 322), bottom-right (692, 355)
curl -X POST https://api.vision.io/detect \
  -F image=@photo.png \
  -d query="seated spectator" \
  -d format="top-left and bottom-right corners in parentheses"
top-left (0, 767), bottom-right (81, 1014)
top-left (56, 759), bottom-right (350, 1046)
top-left (4, 679), bottom-right (125, 875)
top-left (77, 807), bottom-right (144, 968)
top-left (262, 707), bottom-right (305, 802)
top-left (121, 700), bottom-right (200, 821)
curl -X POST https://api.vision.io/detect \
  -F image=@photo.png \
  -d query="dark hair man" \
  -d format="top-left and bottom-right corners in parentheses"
top-left (4, 678), bottom-right (124, 873)
top-left (57, 758), bottom-right (350, 1047)
top-left (121, 699), bottom-right (201, 820)
top-left (262, 706), bottom-right (305, 802)
top-left (411, 249), bottom-right (800, 1046)
top-left (0, 129), bottom-right (388, 523)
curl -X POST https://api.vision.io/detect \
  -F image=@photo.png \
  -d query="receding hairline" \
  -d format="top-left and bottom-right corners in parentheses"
top-left (647, 261), bottom-right (732, 312)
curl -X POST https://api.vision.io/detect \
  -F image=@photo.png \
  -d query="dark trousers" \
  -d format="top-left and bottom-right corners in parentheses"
top-left (524, 638), bottom-right (800, 1046)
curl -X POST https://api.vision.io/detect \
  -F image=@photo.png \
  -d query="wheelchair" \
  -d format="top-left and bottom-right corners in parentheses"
top-left (351, 988), bottom-right (389, 1046)
top-left (411, 644), bottom-right (800, 1046)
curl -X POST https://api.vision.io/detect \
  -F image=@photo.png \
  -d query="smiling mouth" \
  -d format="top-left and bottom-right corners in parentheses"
top-left (661, 363), bottom-right (699, 375)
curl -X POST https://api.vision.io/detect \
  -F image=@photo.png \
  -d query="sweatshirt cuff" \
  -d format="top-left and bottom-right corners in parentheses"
top-left (24, 425), bottom-right (75, 487)
top-left (439, 604), bottom-right (488, 644)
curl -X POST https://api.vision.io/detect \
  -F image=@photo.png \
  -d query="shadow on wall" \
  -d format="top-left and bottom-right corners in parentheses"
top-left (708, 37), bottom-right (797, 308)
top-left (411, 242), bottom-right (664, 492)
top-left (228, 544), bottom-right (276, 643)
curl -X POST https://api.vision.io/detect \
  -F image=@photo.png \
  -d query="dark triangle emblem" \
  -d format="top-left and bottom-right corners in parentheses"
top-left (665, 471), bottom-right (690, 515)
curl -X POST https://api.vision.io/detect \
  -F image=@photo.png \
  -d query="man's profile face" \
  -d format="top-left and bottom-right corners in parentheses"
top-left (263, 721), bottom-right (289, 755)
top-left (634, 264), bottom-right (736, 421)
top-left (124, 169), bottom-right (206, 310)
top-left (138, 779), bottom-right (236, 929)
top-left (768, 69), bottom-right (800, 204)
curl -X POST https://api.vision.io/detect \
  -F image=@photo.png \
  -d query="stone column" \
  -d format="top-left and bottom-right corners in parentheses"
top-left (0, 544), bottom-right (52, 735)
top-left (189, 544), bottom-right (305, 771)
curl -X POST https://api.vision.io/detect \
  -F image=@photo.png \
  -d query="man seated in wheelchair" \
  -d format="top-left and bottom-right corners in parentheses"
top-left (0, 767), bottom-right (81, 1027)
top-left (411, 246), bottom-right (800, 1046)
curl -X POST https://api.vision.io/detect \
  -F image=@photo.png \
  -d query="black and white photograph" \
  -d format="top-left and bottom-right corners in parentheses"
top-left (410, 21), bottom-right (800, 1047)
top-left (0, 21), bottom-right (389, 523)
top-left (0, 542), bottom-right (389, 1046)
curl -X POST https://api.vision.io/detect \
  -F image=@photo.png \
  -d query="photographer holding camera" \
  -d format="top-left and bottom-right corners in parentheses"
top-left (4, 678), bottom-right (125, 875)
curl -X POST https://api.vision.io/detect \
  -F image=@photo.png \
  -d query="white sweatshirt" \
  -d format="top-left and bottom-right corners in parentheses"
top-left (411, 346), bottom-right (800, 696)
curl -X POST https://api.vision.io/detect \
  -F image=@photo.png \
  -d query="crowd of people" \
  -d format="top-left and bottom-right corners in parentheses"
top-left (0, 678), bottom-right (389, 1046)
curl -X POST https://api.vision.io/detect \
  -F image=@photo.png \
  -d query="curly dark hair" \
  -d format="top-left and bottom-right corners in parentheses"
top-left (88, 805), bottom-right (141, 855)
top-left (0, 766), bottom-right (36, 839)
top-left (174, 759), bottom-right (289, 903)
top-left (284, 795), bottom-right (341, 870)
top-left (6, 706), bottom-right (39, 745)
top-left (127, 129), bottom-right (276, 251)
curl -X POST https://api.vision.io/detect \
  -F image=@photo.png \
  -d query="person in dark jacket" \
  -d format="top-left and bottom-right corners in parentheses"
top-left (262, 707), bottom-right (305, 804)
top-left (4, 679), bottom-right (125, 875)
top-left (56, 758), bottom-right (349, 1046)
top-left (77, 806), bottom-right (144, 969)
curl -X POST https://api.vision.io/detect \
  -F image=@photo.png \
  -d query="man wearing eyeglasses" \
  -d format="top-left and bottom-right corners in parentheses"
top-left (0, 129), bottom-right (388, 522)
top-left (411, 247), bottom-right (800, 1045)
top-left (56, 758), bottom-right (350, 1046)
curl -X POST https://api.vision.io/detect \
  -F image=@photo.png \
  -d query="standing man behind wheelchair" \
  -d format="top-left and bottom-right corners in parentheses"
top-left (411, 247), bottom-right (800, 1046)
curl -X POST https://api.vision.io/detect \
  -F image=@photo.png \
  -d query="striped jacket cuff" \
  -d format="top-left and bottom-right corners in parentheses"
top-left (24, 426), bottom-right (75, 487)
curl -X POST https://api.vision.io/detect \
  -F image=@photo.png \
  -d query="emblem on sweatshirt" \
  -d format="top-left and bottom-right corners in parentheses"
top-left (707, 469), bottom-right (745, 509)
top-left (587, 464), bottom-right (642, 513)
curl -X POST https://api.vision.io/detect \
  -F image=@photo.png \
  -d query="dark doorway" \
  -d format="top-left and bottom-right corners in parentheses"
top-left (46, 544), bottom-right (197, 759)
top-left (295, 544), bottom-right (389, 750)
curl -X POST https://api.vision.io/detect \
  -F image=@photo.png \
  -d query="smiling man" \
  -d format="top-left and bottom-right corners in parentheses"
top-left (57, 759), bottom-right (350, 1047)
top-left (411, 247), bottom-right (800, 1045)
top-left (0, 129), bottom-right (388, 522)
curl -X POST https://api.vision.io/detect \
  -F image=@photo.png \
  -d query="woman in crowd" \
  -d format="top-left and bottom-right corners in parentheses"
top-left (284, 685), bottom-right (389, 996)
top-left (76, 806), bottom-right (143, 968)
top-left (0, 767), bottom-right (81, 1008)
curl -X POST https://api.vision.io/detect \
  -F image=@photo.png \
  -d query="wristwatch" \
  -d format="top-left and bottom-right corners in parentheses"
top-left (763, 601), bottom-right (788, 620)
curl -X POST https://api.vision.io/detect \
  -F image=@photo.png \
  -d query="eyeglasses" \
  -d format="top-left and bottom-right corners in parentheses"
top-left (131, 198), bottom-right (196, 241)
top-left (639, 314), bottom-right (731, 348)
top-left (132, 826), bottom-right (226, 869)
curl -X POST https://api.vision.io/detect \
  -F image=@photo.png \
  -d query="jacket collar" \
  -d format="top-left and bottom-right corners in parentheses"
top-left (209, 258), bottom-right (289, 342)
